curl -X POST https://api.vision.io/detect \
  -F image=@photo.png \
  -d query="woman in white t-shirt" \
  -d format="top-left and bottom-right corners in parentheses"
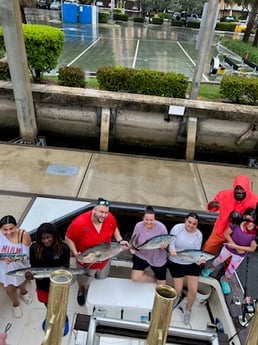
top-left (168, 212), bottom-right (203, 325)
top-left (0, 215), bottom-right (32, 318)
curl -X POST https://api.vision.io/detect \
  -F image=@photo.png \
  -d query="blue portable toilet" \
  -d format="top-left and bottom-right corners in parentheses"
top-left (62, 2), bottom-right (79, 23)
top-left (79, 5), bottom-right (99, 25)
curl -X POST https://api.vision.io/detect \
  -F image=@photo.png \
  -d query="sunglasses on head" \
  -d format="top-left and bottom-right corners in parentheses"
top-left (97, 198), bottom-right (110, 206)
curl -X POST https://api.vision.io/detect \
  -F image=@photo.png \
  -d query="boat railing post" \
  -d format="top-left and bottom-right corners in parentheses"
top-left (41, 269), bottom-right (72, 345)
top-left (245, 300), bottom-right (258, 345)
top-left (146, 285), bottom-right (177, 345)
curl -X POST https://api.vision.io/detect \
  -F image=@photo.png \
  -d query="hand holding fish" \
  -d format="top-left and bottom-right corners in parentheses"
top-left (169, 249), bottom-right (177, 256)
top-left (160, 241), bottom-right (169, 250)
top-left (77, 252), bottom-right (96, 264)
top-left (25, 270), bottom-right (34, 280)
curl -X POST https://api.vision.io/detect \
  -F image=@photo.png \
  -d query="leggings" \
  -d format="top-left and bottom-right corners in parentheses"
top-left (212, 245), bottom-right (245, 279)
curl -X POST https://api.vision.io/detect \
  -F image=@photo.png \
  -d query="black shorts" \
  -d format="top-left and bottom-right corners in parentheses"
top-left (168, 260), bottom-right (201, 278)
top-left (133, 255), bottom-right (167, 280)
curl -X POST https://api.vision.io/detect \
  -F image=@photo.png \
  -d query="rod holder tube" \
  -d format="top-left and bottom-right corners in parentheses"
top-left (146, 285), bottom-right (177, 345)
top-left (41, 269), bottom-right (72, 345)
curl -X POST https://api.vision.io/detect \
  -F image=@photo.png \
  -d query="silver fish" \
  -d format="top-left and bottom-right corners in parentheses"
top-left (176, 249), bottom-right (215, 263)
top-left (0, 253), bottom-right (27, 261)
top-left (6, 267), bottom-right (87, 279)
top-left (77, 242), bottom-right (127, 264)
top-left (133, 234), bottom-right (176, 250)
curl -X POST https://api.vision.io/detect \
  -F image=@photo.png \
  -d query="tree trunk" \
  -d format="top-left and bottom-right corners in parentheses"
top-left (243, 0), bottom-right (258, 43)
top-left (253, 28), bottom-right (258, 46)
top-left (20, 4), bottom-right (27, 24)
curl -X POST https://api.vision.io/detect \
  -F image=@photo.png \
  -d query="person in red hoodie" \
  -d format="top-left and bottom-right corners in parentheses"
top-left (203, 175), bottom-right (258, 255)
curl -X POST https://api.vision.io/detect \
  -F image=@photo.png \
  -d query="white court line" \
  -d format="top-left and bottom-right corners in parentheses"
top-left (176, 41), bottom-right (209, 82)
top-left (67, 37), bottom-right (102, 67)
top-left (132, 39), bottom-right (140, 68)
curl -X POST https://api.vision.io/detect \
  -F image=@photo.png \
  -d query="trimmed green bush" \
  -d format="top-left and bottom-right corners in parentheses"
top-left (0, 61), bottom-right (10, 80)
top-left (0, 24), bottom-right (64, 82)
top-left (99, 12), bottom-right (109, 23)
top-left (220, 74), bottom-right (258, 105)
top-left (96, 66), bottom-right (188, 98)
top-left (58, 66), bottom-right (86, 88)
top-left (215, 22), bottom-right (237, 32)
top-left (152, 17), bottom-right (164, 25)
top-left (133, 17), bottom-right (144, 23)
top-left (171, 19), bottom-right (185, 27)
top-left (187, 21), bottom-right (200, 29)
top-left (113, 13), bottom-right (128, 21)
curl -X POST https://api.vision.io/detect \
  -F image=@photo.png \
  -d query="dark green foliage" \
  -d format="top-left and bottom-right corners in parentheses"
top-left (22, 25), bottom-right (64, 82)
top-left (222, 40), bottom-right (258, 64)
top-left (187, 21), bottom-right (200, 29)
top-left (133, 17), bottom-right (145, 23)
top-left (113, 13), bottom-right (128, 21)
top-left (96, 66), bottom-right (188, 98)
top-left (0, 62), bottom-right (10, 80)
top-left (215, 22), bottom-right (236, 32)
top-left (152, 17), bottom-right (164, 25)
top-left (171, 19), bottom-right (185, 27)
top-left (98, 12), bottom-right (109, 23)
top-left (58, 66), bottom-right (86, 88)
top-left (220, 75), bottom-right (258, 105)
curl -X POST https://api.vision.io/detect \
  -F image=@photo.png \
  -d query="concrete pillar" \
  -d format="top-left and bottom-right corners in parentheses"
top-left (185, 117), bottom-right (197, 161)
top-left (99, 108), bottom-right (110, 151)
top-left (0, 0), bottom-right (37, 142)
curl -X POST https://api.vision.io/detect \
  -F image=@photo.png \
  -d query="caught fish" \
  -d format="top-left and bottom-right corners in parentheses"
top-left (133, 234), bottom-right (176, 250)
top-left (6, 266), bottom-right (87, 279)
top-left (0, 253), bottom-right (27, 262)
top-left (77, 242), bottom-right (127, 264)
top-left (176, 249), bottom-right (215, 263)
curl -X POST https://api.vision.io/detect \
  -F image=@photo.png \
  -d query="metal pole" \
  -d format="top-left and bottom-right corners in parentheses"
top-left (41, 270), bottom-right (73, 345)
top-left (245, 301), bottom-right (258, 345)
top-left (0, 0), bottom-right (38, 143)
top-left (189, 0), bottom-right (220, 100)
top-left (146, 285), bottom-right (177, 345)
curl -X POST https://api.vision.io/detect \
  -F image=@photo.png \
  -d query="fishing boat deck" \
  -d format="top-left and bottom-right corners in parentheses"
top-left (0, 142), bottom-right (257, 344)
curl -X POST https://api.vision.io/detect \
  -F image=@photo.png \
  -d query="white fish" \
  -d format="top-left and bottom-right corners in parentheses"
top-left (77, 242), bottom-right (127, 264)
top-left (6, 267), bottom-right (87, 279)
top-left (133, 234), bottom-right (176, 250)
top-left (176, 249), bottom-right (215, 263)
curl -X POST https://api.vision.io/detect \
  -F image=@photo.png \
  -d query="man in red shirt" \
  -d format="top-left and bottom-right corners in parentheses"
top-left (203, 175), bottom-right (258, 255)
top-left (65, 197), bottom-right (128, 306)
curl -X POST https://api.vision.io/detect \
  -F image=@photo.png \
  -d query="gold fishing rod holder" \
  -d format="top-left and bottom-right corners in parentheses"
top-left (41, 269), bottom-right (72, 345)
top-left (146, 285), bottom-right (177, 345)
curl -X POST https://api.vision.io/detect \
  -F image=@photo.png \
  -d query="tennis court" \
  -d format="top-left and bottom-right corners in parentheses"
top-left (26, 8), bottom-right (220, 80)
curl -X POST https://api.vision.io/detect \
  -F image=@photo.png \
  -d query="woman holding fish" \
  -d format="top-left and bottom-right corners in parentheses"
top-left (0, 215), bottom-right (32, 318)
top-left (26, 222), bottom-right (70, 334)
top-left (130, 205), bottom-right (171, 285)
top-left (168, 212), bottom-right (204, 325)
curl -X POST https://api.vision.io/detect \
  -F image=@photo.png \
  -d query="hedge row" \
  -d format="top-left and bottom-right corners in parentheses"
top-left (220, 75), bottom-right (258, 105)
top-left (96, 66), bottom-right (188, 98)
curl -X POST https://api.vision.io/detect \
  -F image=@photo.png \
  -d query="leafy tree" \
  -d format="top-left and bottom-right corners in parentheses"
top-left (0, 24), bottom-right (64, 82)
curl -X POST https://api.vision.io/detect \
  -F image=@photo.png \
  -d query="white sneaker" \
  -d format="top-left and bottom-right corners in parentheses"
top-left (21, 292), bottom-right (33, 304)
top-left (183, 309), bottom-right (191, 325)
top-left (13, 305), bottom-right (22, 318)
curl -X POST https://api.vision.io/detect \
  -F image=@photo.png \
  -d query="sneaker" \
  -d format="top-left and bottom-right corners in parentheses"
top-left (42, 316), bottom-right (69, 336)
top-left (201, 267), bottom-right (214, 278)
top-left (21, 292), bottom-right (33, 304)
top-left (183, 309), bottom-right (191, 325)
top-left (77, 288), bottom-right (85, 306)
top-left (13, 305), bottom-right (22, 318)
top-left (63, 316), bottom-right (69, 336)
top-left (220, 276), bottom-right (231, 295)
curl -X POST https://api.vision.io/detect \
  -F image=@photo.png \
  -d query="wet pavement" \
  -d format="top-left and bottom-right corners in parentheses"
top-left (24, 8), bottom-right (217, 80)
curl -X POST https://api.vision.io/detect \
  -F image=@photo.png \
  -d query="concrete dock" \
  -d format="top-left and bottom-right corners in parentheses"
top-left (1, 142), bottom-right (258, 225)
